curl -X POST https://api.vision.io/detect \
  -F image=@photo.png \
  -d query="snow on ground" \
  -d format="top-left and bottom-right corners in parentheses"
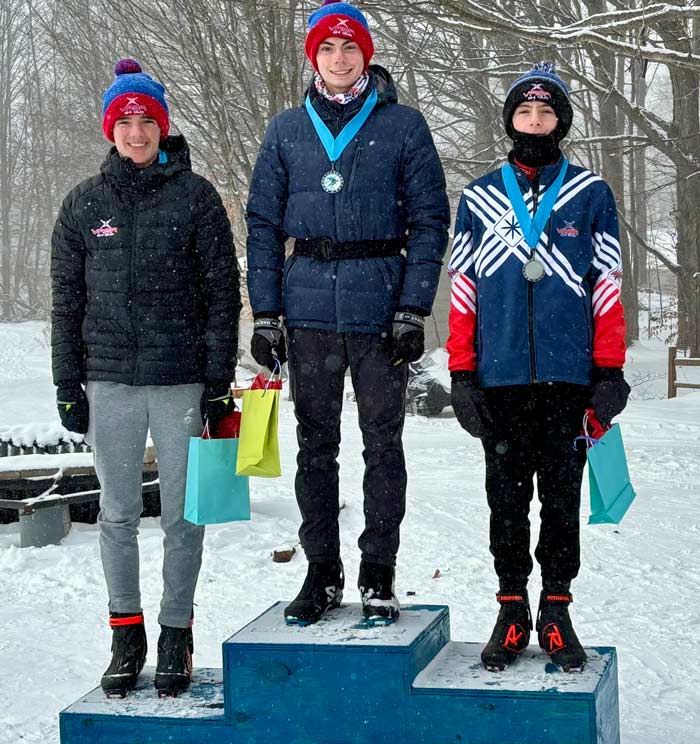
top-left (1, 322), bottom-right (699, 743)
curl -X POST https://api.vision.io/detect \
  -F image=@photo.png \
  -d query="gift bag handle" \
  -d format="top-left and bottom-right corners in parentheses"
top-left (573, 408), bottom-right (610, 450)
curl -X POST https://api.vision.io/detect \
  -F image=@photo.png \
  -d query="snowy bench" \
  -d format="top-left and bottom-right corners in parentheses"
top-left (0, 447), bottom-right (158, 548)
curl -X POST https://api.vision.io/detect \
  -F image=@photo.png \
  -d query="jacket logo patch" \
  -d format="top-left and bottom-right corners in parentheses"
top-left (121, 96), bottom-right (148, 116)
top-left (330, 18), bottom-right (354, 37)
top-left (523, 84), bottom-right (551, 102)
top-left (91, 219), bottom-right (119, 238)
top-left (556, 221), bottom-right (579, 237)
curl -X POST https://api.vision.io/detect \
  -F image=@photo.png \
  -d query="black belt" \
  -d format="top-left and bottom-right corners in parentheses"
top-left (294, 237), bottom-right (405, 261)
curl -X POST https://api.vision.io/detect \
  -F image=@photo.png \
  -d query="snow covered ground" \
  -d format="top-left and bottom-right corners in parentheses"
top-left (1, 321), bottom-right (699, 743)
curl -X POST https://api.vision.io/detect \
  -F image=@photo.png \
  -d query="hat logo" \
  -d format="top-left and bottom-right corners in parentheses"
top-left (523, 84), bottom-right (551, 101)
top-left (91, 219), bottom-right (119, 238)
top-left (330, 17), bottom-right (354, 37)
top-left (121, 96), bottom-right (148, 115)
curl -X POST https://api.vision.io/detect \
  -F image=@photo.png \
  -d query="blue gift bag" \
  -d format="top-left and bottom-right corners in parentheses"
top-left (184, 437), bottom-right (250, 525)
top-left (586, 423), bottom-right (636, 525)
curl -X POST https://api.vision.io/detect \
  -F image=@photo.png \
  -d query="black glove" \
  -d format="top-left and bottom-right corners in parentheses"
top-left (590, 367), bottom-right (630, 426)
top-left (200, 381), bottom-right (234, 433)
top-left (450, 370), bottom-right (493, 438)
top-left (56, 382), bottom-right (89, 434)
top-left (251, 316), bottom-right (287, 371)
top-left (389, 309), bottom-right (425, 365)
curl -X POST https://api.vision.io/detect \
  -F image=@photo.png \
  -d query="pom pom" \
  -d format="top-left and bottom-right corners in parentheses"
top-left (322, 0), bottom-right (340, 5)
top-left (114, 59), bottom-right (142, 76)
top-left (532, 61), bottom-right (556, 75)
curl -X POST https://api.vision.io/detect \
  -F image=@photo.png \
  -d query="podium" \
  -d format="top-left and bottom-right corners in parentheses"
top-left (60, 602), bottom-right (619, 743)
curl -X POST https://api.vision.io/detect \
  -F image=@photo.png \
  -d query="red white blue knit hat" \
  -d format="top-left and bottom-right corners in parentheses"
top-left (305, 1), bottom-right (374, 71)
top-left (102, 59), bottom-right (169, 142)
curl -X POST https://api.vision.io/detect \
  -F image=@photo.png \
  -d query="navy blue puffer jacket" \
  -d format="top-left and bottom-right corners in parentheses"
top-left (246, 66), bottom-right (449, 332)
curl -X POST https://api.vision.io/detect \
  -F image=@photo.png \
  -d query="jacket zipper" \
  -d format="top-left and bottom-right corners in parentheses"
top-left (129, 197), bottom-right (139, 384)
top-left (528, 171), bottom-right (541, 383)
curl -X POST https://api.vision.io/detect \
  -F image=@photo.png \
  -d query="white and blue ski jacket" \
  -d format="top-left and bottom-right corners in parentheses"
top-left (447, 156), bottom-right (626, 387)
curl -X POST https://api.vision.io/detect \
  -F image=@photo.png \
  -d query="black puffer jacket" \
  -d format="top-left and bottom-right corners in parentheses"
top-left (51, 135), bottom-right (240, 386)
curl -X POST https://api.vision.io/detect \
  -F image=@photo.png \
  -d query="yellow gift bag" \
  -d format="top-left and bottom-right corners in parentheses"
top-left (235, 374), bottom-right (282, 477)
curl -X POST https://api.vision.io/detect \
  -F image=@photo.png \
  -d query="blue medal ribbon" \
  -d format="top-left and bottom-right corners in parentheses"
top-left (501, 159), bottom-right (569, 250)
top-left (305, 87), bottom-right (378, 164)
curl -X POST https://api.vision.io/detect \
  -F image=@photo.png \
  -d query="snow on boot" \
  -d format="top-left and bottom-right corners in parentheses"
top-left (100, 612), bottom-right (147, 698)
top-left (536, 592), bottom-right (587, 672)
top-left (358, 561), bottom-right (400, 625)
top-left (481, 592), bottom-right (532, 671)
top-left (154, 624), bottom-right (193, 697)
top-left (284, 559), bottom-right (344, 626)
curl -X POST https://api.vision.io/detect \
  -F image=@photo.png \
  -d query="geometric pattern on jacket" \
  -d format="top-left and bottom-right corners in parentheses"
top-left (447, 157), bottom-right (626, 387)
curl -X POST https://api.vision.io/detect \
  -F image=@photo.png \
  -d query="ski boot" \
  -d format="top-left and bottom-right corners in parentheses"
top-left (284, 559), bottom-right (344, 625)
top-left (100, 612), bottom-right (147, 698)
top-left (358, 561), bottom-right (400, 625)
top-left (481, 591), bottom-right (532, 671)
top-left (536, 591), bottom-right (587, 672)
top-left (154, 624), bottom-right (193, 697)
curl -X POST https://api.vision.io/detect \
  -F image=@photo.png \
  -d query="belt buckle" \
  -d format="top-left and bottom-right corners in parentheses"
top-left (319, 237), bottom-right (334, 261)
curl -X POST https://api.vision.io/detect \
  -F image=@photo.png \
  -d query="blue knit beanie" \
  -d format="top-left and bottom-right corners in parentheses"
top-left (102, 59), bottom-right (169, 142)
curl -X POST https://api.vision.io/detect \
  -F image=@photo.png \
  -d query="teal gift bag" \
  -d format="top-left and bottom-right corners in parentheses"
top-left (184, 437), bottom-right (250, 525)
top-left (586, 423), bottom-right (636, 525)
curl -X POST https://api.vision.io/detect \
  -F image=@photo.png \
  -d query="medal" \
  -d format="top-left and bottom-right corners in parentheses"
top-left (321, 168), bottom-right (344, 194)
top-left (305, 88), bottom-right (378, 195)
top-left (501, 159), bottom-right (569, 249)
top-left (523, 258), bottom-right (546, 282)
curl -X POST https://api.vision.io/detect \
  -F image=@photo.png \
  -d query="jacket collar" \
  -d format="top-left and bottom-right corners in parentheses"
top-left (305, 64), bottom-right (398, 124)
top-left (507, 152), bottom-right (567, 191)
top-left (101, 135), bottom-right (192, 193)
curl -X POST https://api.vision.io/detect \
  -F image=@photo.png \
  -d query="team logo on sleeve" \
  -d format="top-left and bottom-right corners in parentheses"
top-left (556, 220), bottom-right (579, 238)
top-left (91, 219), bottom-right (119, 237)
top-left (523, 84), bottom-right (552, 102)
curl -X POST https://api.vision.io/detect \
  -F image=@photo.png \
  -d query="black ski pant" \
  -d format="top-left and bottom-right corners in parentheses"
top-left (287, 328), bottom-right (408, 566)
top-left (480, 383), bottom-right (590, 593)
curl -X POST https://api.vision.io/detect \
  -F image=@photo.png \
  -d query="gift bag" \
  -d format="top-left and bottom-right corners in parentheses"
top-left (236, 374), bottom-right (282, 478)
top-left (583, 410), bottom-right (636, 525)
top-left (184, 413), bottom-right (250, 525)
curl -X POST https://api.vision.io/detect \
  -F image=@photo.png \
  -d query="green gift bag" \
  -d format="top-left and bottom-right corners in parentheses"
top-left (236, 381), bottom-right (282, 477)
top-left (184, 437), bottom-right (250, 525)
top-left (586, 421), bottom-right (636, 525)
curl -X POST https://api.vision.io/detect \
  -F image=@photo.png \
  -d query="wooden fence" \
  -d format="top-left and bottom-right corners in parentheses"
top-left (667, 346), bottom-right (700, 398)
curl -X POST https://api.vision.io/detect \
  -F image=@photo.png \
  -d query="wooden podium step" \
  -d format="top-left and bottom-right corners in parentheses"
top-left (60, 602), bottom-right (619, 744)
top-left (411, 641), bottom-right (619, 744)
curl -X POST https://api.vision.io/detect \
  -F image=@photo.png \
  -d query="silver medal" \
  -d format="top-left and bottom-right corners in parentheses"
top-left (321, 170), bottom-right (344, 194)
top-left (523, 258), bottom-right (546, 282)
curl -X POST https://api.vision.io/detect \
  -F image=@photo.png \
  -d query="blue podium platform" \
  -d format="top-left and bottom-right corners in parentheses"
top-left (60, 602), bottom-right (619, 744)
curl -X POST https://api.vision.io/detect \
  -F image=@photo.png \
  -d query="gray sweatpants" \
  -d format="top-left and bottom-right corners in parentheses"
top-left (86, 381), bottom-right (204, 628)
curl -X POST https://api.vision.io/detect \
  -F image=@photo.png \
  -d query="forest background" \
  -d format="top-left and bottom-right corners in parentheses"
top-left (1, 0), bottom-right (699, 353)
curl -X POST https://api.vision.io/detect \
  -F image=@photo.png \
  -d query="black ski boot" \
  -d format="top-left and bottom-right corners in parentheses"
top-left (284, 559), bottom-right (344, 625)
top-left (358, 561), bottom-right (400, 625)
top-left (100, 612), bottom-right (147, 698)
top-left (154, 624), bottom-right (193, 697)
top-left (481, 592), bottom-right (532, 671)
top-left (536, 591), bottom-right (587, 672)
